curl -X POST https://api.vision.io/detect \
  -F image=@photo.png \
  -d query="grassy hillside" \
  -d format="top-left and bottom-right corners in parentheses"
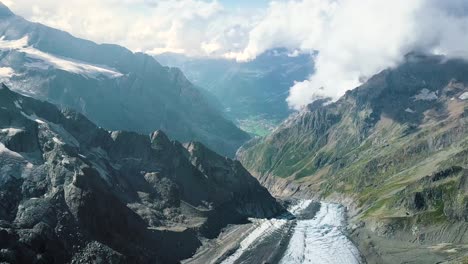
top-left (238, 54), bottom-right (468, 262)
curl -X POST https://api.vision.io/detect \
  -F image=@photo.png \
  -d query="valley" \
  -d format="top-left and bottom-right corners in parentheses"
top-left (0, 1), bottom-right (467, 264)
top-left (238, 54), bottom-right (468, 263)
top-left (155, 49), bottom-right (314, 137)
top-left (185, 200), bottom-right (362, 264)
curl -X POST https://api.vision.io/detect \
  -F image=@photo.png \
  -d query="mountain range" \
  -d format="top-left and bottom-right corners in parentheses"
top-left (0, 3), bottom-right (249, 157)
top-left (156, 49), bottom-right (314, 136)
top-left (238, 53), bottom-right (468, 263)
top-left (0, 84), bottom-right (283, 263)
top-left (1, 1), bottom-right (468, 263)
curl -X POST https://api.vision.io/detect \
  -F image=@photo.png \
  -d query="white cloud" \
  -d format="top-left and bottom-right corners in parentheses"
top-left (283, 0), bottom-right (422, 109)
top-left (5, 0), bottom-right (257, 57)
top-left (258, 0), bottom-right (468, 110)
top-left (225, 0), bottom-right (468, 110)
top-left (230, 0), bottom-right (337, 61)
top-left (4, 0), bottom-right (468, 110)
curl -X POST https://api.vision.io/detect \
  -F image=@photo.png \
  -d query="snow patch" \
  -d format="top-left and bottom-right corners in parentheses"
top-left (20, 111), bottom-right (46, 124)
top-left (413, 88), bottom-right (438, 101)
top-left (14, 100), bottom-right (22, 109)
top-left (0, 142), bottom-right (23, 159)
top-left (61, 156), bottom-right (70, 165)
top-left (0, 36), bottom-right (28, 49)
top-left (0, 36), bottom-right (123, 79)
top-left (0, 128), bottom-right (23, 136)
top-left (0, 67), bottom-right (14, 78)
top-left (221, 218), bottom-right (288, 264)
top-left (459, 92), bottom-right (468, 100)
top-left (289, 199), bottom-right (313, 215)
top-left (279, 203), bottom-right (361, 264)
top-left (23, 47), bottom-right (124, 79)
top-left (53, 137), bottom-right (65, 145)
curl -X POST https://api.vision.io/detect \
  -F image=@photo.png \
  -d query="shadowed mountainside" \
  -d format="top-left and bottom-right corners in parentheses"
top-left (0, 3), bottom-right (249, 157)
top-left (0, 84), bottom-right (283, 263)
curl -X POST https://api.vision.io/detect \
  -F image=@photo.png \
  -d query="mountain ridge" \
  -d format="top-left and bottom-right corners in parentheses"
top-left (0, 2), bottom-right (12, 17)
top-left (0, 5), bottom-right (249, 157)
top-left (0, 84), bottom-right (283, 263)
top-left (238, 53), bottom-right (468, 263)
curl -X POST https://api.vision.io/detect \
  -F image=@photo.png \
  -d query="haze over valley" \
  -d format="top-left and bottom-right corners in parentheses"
top-left (0, 1), bottom-right (467, 263)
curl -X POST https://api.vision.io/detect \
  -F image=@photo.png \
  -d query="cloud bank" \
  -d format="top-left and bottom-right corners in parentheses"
top-left (5, 0), bottom-right (468, 110)
top-left (239, 0), bottom-right (468, 110)
top-left (5, 0), bottom-right (257, 56)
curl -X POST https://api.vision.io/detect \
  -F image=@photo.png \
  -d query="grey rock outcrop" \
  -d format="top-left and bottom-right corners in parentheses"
top-left (0, 84), bottom-right (283, 263)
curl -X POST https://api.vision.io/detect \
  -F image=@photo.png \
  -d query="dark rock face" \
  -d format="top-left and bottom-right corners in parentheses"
top-left (0, 85), bottom-right (283, 263)
top-left (395, 166), bottom-right (468, 221)
top-left (0, 7), bottom-right (249, 157)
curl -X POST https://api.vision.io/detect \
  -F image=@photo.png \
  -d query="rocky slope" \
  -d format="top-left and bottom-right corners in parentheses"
top-left (0, 84), bottom-right (283, 263)
top-left (156, 49), bottom-right (314, 136)
top-left (238, 54), bottom-right (468, 262)
top-left (0, 3), bottom-right (249, 157)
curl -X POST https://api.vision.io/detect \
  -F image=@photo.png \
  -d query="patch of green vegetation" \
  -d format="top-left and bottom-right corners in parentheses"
top-left (437, 148), bottom-right (468, 169)
top-left (294, 150), bottom-right (334, 179)
top-left (237, 117), bottom-right (279, 137)
top-left (362, 197), bottom-right (394, 218)
top-left (418, 200), bottom-right (447, 224)
top-left (237, 81), bottom-right (468, 229)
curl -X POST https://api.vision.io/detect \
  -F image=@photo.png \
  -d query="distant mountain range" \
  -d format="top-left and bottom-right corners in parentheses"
top-left (156, 49), bottom-right (314, 136)
top-left (0, 3), bottom-right (249, 157)
top-left (238, 53), bottom-right (468, 263)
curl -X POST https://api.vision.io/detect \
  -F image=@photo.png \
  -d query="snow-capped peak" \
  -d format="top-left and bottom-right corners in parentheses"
top-left (0, 36), bottom-right (123, 79)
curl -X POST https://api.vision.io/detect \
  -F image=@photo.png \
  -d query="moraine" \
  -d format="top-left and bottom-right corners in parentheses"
top-left (221, 200), bottom-right (362, 264)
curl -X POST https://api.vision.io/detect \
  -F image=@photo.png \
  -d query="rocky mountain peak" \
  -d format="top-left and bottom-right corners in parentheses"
top-left (150, 130), bottom-right (171, 149)
top-left (237, 54), bottom-right (468, 262)
top-left (0, 85), bottom-right (283, 263)
top-left (0, 2), bottom-right (13, 18)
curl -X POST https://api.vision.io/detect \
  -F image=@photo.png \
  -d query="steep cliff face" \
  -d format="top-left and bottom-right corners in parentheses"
top-left (0, 3), bottom-right (249, 157)
top-left (0, 85), bottom-right (283, 263)
top-left (238, 54), bottom-right (468, 262)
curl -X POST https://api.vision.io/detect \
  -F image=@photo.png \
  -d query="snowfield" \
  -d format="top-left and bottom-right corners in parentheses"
top-left (413, 88), bottom-right (438, 101)
top-left (0, 36), bottom-right (123, 79)
top-left (459, 92), bottom-right (468, 100)
top-left (221, 200), bottom-right (362, 264)
top-left (0, 67), bottom-right (14, 78)
top-left (0, 142), bottom-right (23, 159)
top-left (280, 202), bottom-right (361, 264)
top-left (0, 127), bottom-right (24, 137)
